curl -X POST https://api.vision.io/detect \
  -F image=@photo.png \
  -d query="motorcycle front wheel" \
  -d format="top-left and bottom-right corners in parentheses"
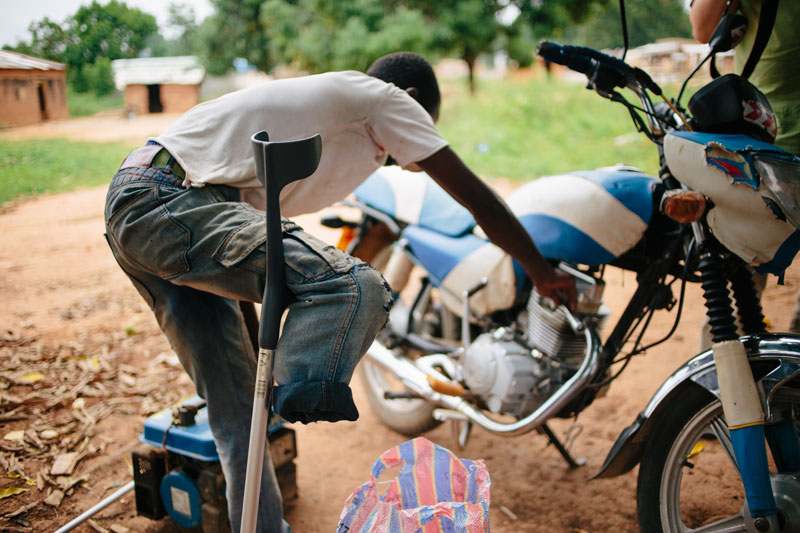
top-left (637, 385), bottom-right (800, 532)
top-left (359, 344), bottom-right (440, 436)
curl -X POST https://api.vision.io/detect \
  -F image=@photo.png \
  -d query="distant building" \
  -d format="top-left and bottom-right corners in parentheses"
top-left (624, 39), bottom-right (734, 84)
top-left (111, 56), bottom-right (205, 115)
top-left (0, 50), bottom-right (69, 128)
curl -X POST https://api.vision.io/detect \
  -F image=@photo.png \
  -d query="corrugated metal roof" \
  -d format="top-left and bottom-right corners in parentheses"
top-left (111, 56), bottom-right (205, 89)
top-left (0, 50), bottom-right (66, 71)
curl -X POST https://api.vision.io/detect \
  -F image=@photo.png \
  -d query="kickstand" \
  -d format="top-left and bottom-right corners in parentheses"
top-left (538, 422), bottom-right (586, 468)
top-left (450, 419), bottom-right (472, 451)
top-left (433, 409), bottom-right (473, 450)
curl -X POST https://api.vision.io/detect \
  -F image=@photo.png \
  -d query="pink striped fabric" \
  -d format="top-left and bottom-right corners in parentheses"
top-left (337, 437), bottom-right (490, 532)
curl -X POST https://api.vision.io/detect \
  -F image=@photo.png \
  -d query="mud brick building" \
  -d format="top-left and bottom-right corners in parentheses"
top-left (112, 56), bottom-right (205, 115)
top-left (0, 50), bottom-right (69, 128)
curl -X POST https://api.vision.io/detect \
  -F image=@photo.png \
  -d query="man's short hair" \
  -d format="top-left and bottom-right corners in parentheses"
top-left (367, 52), bottom-right (440, 116)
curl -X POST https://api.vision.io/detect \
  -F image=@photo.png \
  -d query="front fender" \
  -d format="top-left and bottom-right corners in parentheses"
top-left (592, 333), bottom-right (800, 479)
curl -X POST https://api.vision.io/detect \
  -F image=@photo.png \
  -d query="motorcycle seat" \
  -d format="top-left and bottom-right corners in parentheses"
top-left (354, 166), bottom-right (476, 237)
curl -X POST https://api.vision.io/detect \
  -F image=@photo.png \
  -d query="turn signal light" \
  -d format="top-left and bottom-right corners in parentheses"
top-left (661, 189), bottom-right (706, 223)
top-left (336, 226), bottom-right (356, 250)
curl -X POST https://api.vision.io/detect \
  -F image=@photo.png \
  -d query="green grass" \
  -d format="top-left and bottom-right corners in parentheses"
top-left (0, 139), bottom-right (133, 205)
top-left (437, 72), bottom-right (659, 180)
top-left (67, 87), bottom-right (124, 118)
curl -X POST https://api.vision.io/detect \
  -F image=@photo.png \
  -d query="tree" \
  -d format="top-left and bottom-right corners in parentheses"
top-left (201, 0), bottom-right (273, 75)
top-left (5, 1), bottom-right (158, 95)
top-left (502, 18), bottom-right (537, 68)
top-left (192, 0), bottom-right (611, 90)
top-left (145, 3), bottom-right (202, 57)
top-left (166, 2), bottom-right (201, 53)
top-left (400, 0), bottom-right (611, 92)
top-left (403, 0), bottom-right (504, 94)
top-left (69, 1), bottom-right (156, 61)
top-left (512, 0), bottom-right (611, 40)
top-left (84, 57), bottom-right (115, 95)
top-left (6, 18), bottom-right (69, 60)
top-left (258, 0), bottom-right (505, 93)
top-left (261, 0), bottom-right (433, 74)
top-left (565, 0), bottom-right (693, 49)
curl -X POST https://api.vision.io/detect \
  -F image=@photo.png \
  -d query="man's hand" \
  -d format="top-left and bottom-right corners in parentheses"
top-left (690, 0), bottom-right (740, 43)
top-left (531, 266), bottom-right (577, 311)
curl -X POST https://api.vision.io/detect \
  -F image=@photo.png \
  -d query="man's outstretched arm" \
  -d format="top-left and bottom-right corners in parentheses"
top-left (416, 146), bottom-right (576, 309)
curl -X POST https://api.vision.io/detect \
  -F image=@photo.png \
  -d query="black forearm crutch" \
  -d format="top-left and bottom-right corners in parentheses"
top-left (241, 131), bottom-right (322, 532)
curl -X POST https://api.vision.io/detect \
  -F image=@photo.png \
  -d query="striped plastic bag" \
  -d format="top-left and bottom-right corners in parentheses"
top-left (336, 437), bottom-right (491, 532)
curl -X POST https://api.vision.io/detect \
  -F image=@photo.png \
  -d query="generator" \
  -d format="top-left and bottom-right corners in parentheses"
top-left (131, 396), bottom-right (297, 531)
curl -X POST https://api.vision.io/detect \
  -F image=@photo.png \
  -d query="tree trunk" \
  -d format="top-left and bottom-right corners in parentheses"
top-left (464, 52), bottom-right (477, 94)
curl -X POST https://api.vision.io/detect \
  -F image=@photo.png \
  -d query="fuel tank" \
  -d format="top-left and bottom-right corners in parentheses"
top-left (354, 166), bottom-right (658, 315)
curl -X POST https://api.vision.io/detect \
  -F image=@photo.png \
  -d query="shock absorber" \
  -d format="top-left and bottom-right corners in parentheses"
top-left (698, 252), bottom-right (738, 343)
top-left (694, 226), bottom-right (776, 527)
top-left (729, 263), bottom-right (767, 336)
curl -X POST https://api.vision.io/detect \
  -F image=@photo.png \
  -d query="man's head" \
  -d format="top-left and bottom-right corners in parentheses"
top-left (367, 52), bottom-right (441, 122)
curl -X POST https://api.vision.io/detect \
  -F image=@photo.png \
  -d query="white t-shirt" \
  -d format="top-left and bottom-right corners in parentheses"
top-left (152, 71), bottom-right (448, 217)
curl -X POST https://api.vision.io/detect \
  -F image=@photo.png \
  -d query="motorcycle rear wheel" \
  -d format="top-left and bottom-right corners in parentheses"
top-left (359, 344), bottom-right (441, 436)
top-left (637, 385), bottom-right (800, 532)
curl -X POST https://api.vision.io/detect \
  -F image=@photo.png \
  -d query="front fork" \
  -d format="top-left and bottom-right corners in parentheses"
top-left (694, 221), bottom-right (800, 530)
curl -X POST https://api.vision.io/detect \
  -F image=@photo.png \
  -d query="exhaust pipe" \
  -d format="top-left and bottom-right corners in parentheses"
top-left (364, 326), bottom-right (602, 436)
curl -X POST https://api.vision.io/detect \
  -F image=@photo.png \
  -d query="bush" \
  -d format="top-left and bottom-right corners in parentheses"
top-left (85, 57), bottom-right (116, 96)
top-left (69, 65), bottom-right (91, 93)
top-left (71, 58), bottom-right (116, 96)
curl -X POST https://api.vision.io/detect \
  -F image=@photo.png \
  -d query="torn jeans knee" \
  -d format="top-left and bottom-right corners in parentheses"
top-left (275, 261), bottom-right (392, 424)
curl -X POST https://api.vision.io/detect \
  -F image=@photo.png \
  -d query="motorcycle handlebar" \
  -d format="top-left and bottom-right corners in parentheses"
top-left (537, 40), bottom-right (663, 100)
top-left (537, 40), bottom-right (657, 95)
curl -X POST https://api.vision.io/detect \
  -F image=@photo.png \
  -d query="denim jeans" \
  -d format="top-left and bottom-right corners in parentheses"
top-left (104, 161), bottom-right (391, 532)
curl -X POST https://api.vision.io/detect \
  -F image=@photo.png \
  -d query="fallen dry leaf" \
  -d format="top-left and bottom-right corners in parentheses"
top-left (51, 452), bottom-right (80, 476)
top-left (118, 373), bottom-right (137, 388)
top-left (40, 429), bottom-right (59, 440)
top-left (43, 488), bottom-right (64, 507)
top-left (0, 486), bottom-right (28, 500)
top-left (5, 499), bottom-right (39, 518)
top-left (3, 430), bottom-right (24, 442)
top-left (88, 519), bottom-right (110, 533)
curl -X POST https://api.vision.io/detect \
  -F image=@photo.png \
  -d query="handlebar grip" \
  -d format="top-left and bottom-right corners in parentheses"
top-left (537, 40), bottom-right (640, 94)
top-left (536, 41), bottom-right (595, 76)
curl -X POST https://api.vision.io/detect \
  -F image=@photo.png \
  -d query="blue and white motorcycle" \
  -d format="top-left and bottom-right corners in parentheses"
top-left (322, 15), bottom-right (800, 532)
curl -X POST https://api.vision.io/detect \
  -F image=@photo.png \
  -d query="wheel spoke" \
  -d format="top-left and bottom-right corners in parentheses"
top-left (708, 416), bottom-right (738, 470)
top-left (689, 512), bottom-right (747, 532)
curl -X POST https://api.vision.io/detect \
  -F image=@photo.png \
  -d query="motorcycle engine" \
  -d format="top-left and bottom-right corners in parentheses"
top-left (461, 277), bottom-right (609, 418)
top-left (527, 279), bottom-right (609, 369)
top-left (462, 328), bottom-right (543, 416)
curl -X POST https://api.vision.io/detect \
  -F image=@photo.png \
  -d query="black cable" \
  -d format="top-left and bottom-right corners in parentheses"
top-left (590, 238), bottom-right (693, 389)
top-left (619, 0), bottom-right (629, 60)
top-left (677, 52), bottom-right (711, 106)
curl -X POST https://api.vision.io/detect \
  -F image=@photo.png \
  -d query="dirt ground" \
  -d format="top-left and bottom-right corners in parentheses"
top-left (2, 113), bottom-right (800, 533)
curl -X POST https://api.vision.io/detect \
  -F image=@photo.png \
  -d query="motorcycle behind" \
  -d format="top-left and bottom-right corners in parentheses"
top-left (321, 11), bottom-right (800, 533)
